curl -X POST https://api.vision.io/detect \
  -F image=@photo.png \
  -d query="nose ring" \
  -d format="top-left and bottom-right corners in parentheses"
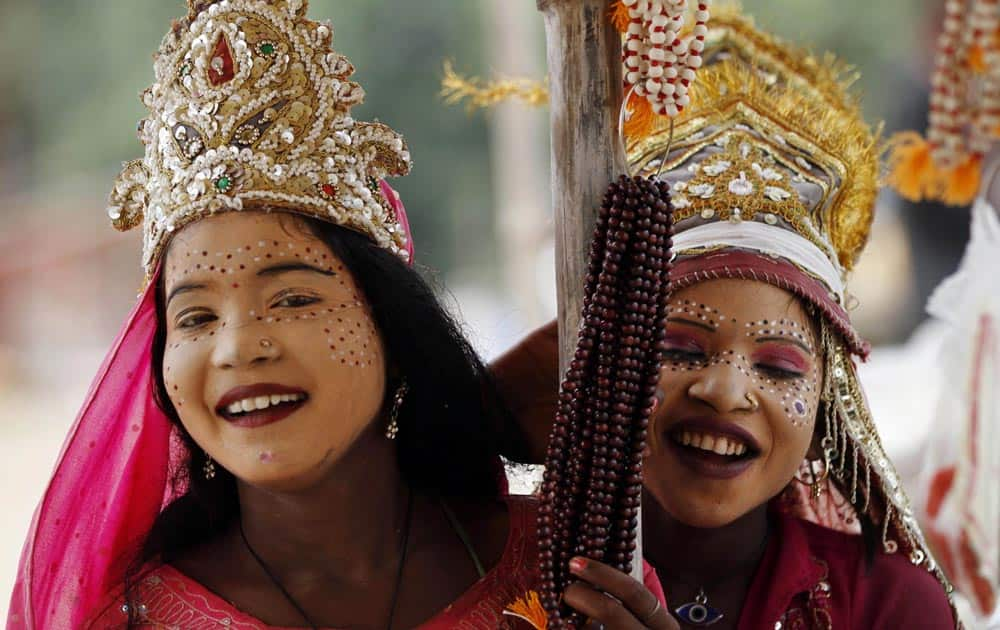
top-left (259, 338), bottom-right (273, 349)
top-left (745, 392), bottom-right (759, 411)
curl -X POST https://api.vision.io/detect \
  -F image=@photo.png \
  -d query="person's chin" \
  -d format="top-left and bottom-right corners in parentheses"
top-left (655, 491), bottom-right (752, 529)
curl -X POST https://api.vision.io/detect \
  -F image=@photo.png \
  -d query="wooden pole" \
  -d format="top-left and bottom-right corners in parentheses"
top-left (537, 0), bottom-right (644, 581)
top-left (537, 0), bottom-right (625, 377)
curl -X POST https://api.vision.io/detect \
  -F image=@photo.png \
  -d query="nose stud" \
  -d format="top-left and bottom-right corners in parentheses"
top-left (745, 392), bottom-right (759, 411)
top-left (259, 338), bottom-right (273, 349)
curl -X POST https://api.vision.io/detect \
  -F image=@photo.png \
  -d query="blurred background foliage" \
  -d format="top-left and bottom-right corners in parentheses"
top-left (0, 0), bottom-right (931, 279)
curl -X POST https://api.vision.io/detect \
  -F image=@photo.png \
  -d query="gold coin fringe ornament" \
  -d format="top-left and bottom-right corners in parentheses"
top-left (887, 0), bottom-right (1000, 205)
top-left (536, 176), bottom-right (676, 629)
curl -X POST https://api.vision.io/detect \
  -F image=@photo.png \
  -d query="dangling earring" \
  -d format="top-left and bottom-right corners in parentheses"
top-left (203, 452), bottom-right (216, 480)
top-left (810, 439), bottom-right (833, 500)
top-left (385, 379), bottom-right (409, 440)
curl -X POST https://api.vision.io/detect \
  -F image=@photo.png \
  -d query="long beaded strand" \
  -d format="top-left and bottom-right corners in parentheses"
top-left (538, 175), bottom-right (675, 628)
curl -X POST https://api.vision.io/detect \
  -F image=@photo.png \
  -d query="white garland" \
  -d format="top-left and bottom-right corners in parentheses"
top-left (622, 0), bottom-right (710, 117)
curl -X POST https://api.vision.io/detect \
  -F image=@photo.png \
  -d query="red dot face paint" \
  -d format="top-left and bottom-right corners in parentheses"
top-left (160, 212), bottom-right (388, 490)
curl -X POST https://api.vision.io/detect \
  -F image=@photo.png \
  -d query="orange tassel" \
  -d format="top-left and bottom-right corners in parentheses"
top-left (610, 0), bottom-right (631, 34)
top-left (940, 153), bottom-right (983, 206)
top-left (503, 591), bottom-right (548, 630)
top-left (886, 132), bottom-right (936, 202)
top-left (624, 91), bottom-right (657, 141)
top-left (967, 44), bottom-right (987, 73)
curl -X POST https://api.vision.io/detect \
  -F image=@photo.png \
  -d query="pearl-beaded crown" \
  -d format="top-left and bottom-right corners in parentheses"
top-left (628, 9), bottom-right (880, 278)
top-left (107, 0), bottom-right (412, 277)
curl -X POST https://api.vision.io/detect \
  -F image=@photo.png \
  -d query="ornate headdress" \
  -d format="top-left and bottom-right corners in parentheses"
top-left (108, 0), bottom-right (413, 278)
top-left (627, 7), bottom-right (960, 621)
top-left (628, 7), bottom-right (878, 356)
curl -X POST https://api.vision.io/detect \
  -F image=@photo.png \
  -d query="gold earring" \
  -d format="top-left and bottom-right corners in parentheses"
top-left (203, 452), bottom-right (216, 480)
top-left (810, 442), bottom-right (832, 500)
top-left (385, 379), bottom-right (409, 440)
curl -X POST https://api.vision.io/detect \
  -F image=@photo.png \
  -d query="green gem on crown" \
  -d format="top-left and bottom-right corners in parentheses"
top-left (215, 176), bottom-right (232, 192)
top-left (259, 42), bottom-right (276, 56)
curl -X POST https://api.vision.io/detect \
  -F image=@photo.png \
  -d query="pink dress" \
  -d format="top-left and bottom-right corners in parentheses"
top-left (86, 496), bottom-right (539, 630)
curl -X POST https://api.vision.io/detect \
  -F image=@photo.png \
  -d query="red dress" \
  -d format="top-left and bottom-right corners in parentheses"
top-left (87, 496), bottom-right (539, 629)
top-left (651, 508), bottom-right (957, 629)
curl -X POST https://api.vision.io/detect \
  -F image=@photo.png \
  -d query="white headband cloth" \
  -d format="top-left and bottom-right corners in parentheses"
top-left (671, 221), bottom-right (846, 300)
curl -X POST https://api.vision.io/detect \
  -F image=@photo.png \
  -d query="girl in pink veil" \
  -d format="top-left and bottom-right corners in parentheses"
top-left (8, 1), bottom-right (544, 628)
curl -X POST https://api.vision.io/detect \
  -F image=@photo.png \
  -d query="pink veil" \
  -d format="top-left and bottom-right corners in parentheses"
top-left (7, 183), bottom-right (415, 629)
top-left (7, 274), bottom-right (173, 629)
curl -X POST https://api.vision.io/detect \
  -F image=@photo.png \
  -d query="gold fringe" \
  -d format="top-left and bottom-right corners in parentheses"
top-left (693, 6), bottom-right (861, 110)
top-left (667, 60), bottom-right (880, 270)
top-left (503, 591), bottom-right (548, 630)
top-left (610, 0), bottom-right (631, 33)
top-left (440, 60), bottom-right (549, 113)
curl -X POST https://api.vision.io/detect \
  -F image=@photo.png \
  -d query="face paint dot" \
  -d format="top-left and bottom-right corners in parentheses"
top-left (259, 451), bottom-right (274, 463)
top-left (202, 251), bottom-right (208, 257)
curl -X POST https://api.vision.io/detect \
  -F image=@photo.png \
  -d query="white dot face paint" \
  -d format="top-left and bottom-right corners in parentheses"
top-left (161, 211), bottom-right (387, 491)
top-left (644, 278), bottom-right (824, 530)
top-left (662, 302), bottom-right (820, 428)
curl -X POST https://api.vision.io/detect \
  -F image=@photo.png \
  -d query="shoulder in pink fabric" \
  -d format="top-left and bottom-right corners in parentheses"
top-left (83, 495), bottom-right (540, 630)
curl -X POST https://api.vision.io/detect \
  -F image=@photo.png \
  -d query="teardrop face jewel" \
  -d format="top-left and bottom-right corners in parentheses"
top-left (674, 588), bottom-right (724, 626)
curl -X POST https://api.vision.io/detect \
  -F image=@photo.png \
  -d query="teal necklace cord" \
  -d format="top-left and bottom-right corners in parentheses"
top-left (439, 499), bottom-right (487, 579)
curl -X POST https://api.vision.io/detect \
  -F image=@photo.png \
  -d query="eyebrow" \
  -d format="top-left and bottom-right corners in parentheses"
top-left (166, 262), bottom-right (335, 307)
top-left (256, 262), bottom-right (336, 278)
top-left (666, 317), bottom-right (716, 333)
top-left (754, 335), bottom-right (814, 356)
top-left (166, 283), bottom-right (208, 308)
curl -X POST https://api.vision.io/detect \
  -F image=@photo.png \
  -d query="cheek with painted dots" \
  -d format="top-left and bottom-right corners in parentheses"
top-left (663, 300), bottom-right (820, 428)
top-left (165, 241), bottom-right (380, 370)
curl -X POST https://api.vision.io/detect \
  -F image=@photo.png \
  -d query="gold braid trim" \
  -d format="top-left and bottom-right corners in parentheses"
top-left (440, 61), bottom-right (549, 113)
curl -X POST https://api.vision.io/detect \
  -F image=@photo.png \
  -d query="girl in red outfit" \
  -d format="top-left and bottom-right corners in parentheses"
top-left (509, 10), bottom-right (962, 629)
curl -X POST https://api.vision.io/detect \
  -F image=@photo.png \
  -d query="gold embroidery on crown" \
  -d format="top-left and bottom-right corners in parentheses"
top-left (672, 136), bottom-right (798, 221)
top-left (107, 0), bottom-right (412, 277)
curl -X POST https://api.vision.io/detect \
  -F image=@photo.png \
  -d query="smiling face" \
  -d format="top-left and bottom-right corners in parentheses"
top-left (645, 278), bottom-right (823, 528)
top-left (160, 211), bottom-right (387, 490)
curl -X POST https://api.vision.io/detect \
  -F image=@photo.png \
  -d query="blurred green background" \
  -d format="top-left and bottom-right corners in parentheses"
top-left (0, 0), bottom-right (934, 277)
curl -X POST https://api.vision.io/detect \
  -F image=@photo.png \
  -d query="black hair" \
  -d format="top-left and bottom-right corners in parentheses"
top-left (124, 217), bottom-right (527, 621)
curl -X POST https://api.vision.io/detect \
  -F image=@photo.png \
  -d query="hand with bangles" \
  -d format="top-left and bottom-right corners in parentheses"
top-left (564, 557), bottom-right (679, 630)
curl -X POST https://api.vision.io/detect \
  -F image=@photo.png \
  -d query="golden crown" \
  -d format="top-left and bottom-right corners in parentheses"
top-left (107, 0), bottom-right (412, 276)
top-left (628, 9), bottom-right (880, 277)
